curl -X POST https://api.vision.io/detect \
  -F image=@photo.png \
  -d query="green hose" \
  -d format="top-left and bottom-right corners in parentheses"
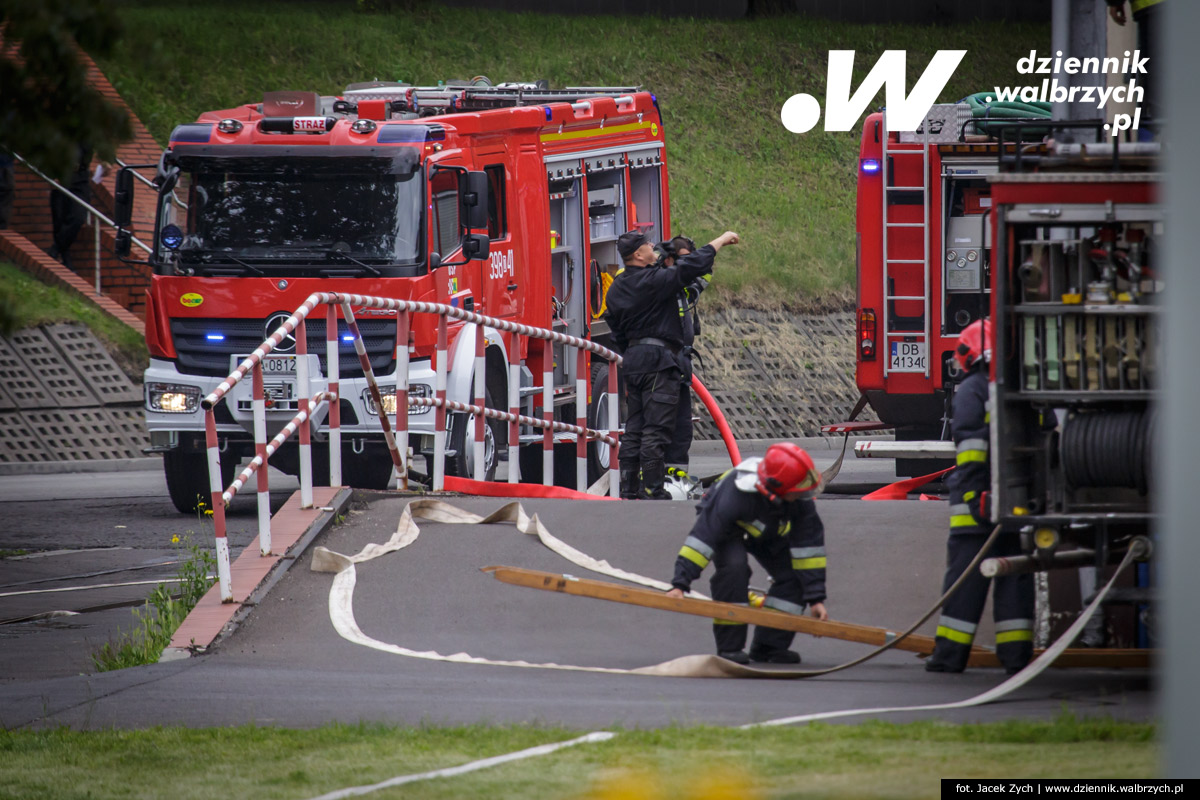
top-left (963, 91), bottom-right (1051, 137)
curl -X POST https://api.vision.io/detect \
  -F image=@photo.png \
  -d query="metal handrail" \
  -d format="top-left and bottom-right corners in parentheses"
top-left (13, 152), bottom-right (153, 254)
top-left (114, 157), bottom-right (187, 210)
top-left (199, 290), bottom-right (624, 603)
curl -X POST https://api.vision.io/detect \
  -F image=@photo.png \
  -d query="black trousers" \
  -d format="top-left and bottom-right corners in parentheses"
top-left (620, 366), bottom-right (682, 476)
top-left (663, 367), bottom-right (693, 468)
top-left (50, 182), bottom-right (90, 258)
top-left (709, 533), bottom-right (804, 655)
top-left (928, 531), bottom-right (1035, 673)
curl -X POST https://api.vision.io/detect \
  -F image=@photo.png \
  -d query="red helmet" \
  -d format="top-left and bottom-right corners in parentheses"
top-left (954, 319), bottom-right (993, 371)
top-left (756, 443), bottom-right (822, 502)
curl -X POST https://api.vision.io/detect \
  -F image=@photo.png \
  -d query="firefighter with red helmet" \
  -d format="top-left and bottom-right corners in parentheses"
top-left (926, 319), bottom-right (1035, 675)
top-left (665, 443), bottom-right (828, 664)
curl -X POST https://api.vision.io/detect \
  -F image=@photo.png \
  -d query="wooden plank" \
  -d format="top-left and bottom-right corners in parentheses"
top-left (482, 566), bottom-right (1153, 671)
top-left (481, 564), bottom-right (972, 657)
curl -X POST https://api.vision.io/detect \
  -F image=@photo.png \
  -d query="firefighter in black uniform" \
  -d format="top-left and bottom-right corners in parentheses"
top-left (925, 319), bottom-right (1035, 675)
top-left (665, 442), bottom-right (828, 664)
top-left (660, 236), bottom-right (710, 488)
top-left (605, 229), bottom-right (738, 499)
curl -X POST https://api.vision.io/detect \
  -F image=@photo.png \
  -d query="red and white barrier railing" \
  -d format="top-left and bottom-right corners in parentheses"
top-left (199, 291), bottom-right (621, 603)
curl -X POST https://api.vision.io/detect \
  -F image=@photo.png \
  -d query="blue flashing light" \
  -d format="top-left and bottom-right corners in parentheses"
top-left (206, 333), bottom-right (225, 342)
top-left (342, 334), bottom-right (354, 342)
top-left (860, 159), bottom-right (882, 174)
top-left (161, 223), bottom-right (183, 250)
top-left (544, 107), bottom-right (552, 120)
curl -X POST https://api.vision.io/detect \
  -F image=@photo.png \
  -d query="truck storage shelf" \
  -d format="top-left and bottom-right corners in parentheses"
top-left (1013, 390), bottom-right (1155, 401)
top-left (590, 235), bottom-right (619, 244)
top-left (551, 246), bottom-right (573, 254)
top-left (1012, 303), bottom-right (1160, 315)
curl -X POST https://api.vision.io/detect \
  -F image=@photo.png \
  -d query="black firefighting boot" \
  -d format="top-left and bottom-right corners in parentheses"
top-left (640, 460), bottom-right (671, 500)
top-left (619, 463), bottom-right (641, 500)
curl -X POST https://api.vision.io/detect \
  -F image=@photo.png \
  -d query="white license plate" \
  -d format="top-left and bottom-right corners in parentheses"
top-left (889, 341), bottom-right (926, 373)
top-left (234, 354), bottom-right (297, 375)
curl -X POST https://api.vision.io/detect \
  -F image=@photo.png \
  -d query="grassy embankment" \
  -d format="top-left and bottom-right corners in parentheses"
top-left (97, 1), bottom-right (1046, 310)
top-left (0, 715), bottom-right (1155, 800)
top-left (0, 261), bottom-right (146, 374)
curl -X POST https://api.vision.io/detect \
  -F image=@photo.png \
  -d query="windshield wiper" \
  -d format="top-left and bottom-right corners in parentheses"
top-left (324, 249), bottom-right (382, 277)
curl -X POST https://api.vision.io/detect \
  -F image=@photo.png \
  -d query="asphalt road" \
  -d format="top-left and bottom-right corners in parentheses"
top-left (0, 443), bottom-right (1152, 731)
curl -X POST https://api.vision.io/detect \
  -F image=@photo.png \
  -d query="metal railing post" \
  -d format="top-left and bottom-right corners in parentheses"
top-left (205, 409), bottom-right (233, 602)
top-left (508, 332), bottom-right (521, 483)
top-left (542, 340), bottom-right (554, 486)
top-left (395, 310), bottom-right (411, 490)
top-left (91, 212), bottom-right (101, 295)
top-left (326, 304), bottom-right (342, 487)
top-left (252, 361), bottom-right (272, 555)
top-left (473, 323), bottom-right (486, 482)
top-left (296, 317), bottom-right (313, 508)
top-left (608, 358), bottom-right (620, 498)
top-left (575, 346), bottom-right (588, 490)
top-left (434, 315), bottom-right (449, 491)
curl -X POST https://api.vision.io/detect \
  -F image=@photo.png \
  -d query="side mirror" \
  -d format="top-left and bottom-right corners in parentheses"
top-left (158, 165), bottom-right (181, 196)
top-left (429, 252), bottom-right (442, 270)
top-left (114, 168), bottom-right (135, 228)
top-left (461, 233), bottom-right (489, 261)
top-left (460, 170), bottom-right (489, 231)
top-left (114, 230), bottom-right (132, 258)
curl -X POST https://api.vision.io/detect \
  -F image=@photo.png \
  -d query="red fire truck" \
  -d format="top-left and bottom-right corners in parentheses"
top-left (850, 104), bottom-right (1001, 476)
top-left (114, 79), bottom-right (671, 512)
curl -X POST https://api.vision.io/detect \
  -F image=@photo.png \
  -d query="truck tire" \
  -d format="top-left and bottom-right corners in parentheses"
top-left (445, 385), bottom-right (501, 481)
top-left (164, 448), bottom-right (236, 515)
top-left (586, 361), bottom-right (623, 488)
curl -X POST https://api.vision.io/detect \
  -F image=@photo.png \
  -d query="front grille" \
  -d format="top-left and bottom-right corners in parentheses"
top-left (171, 317), bottom-right (396, 378)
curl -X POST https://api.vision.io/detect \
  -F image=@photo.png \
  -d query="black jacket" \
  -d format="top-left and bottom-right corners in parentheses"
top-left (604, 245), bottom-right (716, 375)
top-left (671, 460), bottom-right (827, 602)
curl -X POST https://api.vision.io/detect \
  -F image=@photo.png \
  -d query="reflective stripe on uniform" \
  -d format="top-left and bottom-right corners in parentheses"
top-left (1132, 0), bottom-right (1164, 12)
top-left (763, 596), bottom-right (806, 616)
top-left (956, 438), bottom-right (988, 465)
top-left (679, 546), bottom-right (710, 569)
top-left (790, 545), bottom-right (826, 570)
top-left (995, 618), bottom-right (1034, 644)
top-left (963, 490), bottom-right (976, 502)
top-left (683, 536), bottom-right (714, 561)
top-left (779, 520), bottom-right (792, 536)
top-left (737, 519), bottom-right (766, 538)
top-left (936, 615), bottom-right (977, 645)
top-left (949, 503), bottom-right (978, 529)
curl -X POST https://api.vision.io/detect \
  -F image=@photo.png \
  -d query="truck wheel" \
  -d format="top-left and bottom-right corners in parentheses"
top-left (445, 385), bottom-right (500, 481)
top-left (586, 361), bottom-right (623, 488)
top-left (164, 448), bottom-right (236, 515)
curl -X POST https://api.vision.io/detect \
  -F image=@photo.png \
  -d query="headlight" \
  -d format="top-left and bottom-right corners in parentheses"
top-left (147, 383), bottom-right (201, 413)
top-left (363, 384), bottom-right (433, 416)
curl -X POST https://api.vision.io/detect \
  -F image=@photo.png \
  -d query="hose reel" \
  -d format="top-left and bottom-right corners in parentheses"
top-left (1060, 409), bottom-right (1153, 492)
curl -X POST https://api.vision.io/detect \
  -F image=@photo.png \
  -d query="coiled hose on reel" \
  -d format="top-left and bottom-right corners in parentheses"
top-left (1061, 409), bottom-right (1154, 493)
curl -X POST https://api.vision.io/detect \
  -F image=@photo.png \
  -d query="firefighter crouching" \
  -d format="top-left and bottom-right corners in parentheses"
top-left (926, 319), bottom-right (1035, 675)
top-left (665, 443), bottom-right (828, 664)
top-left (604, 229), bottom-right (738, 499)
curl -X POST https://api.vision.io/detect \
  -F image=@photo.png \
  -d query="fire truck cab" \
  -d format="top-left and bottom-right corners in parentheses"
top-left (116, 79), bottom-right (670, 512)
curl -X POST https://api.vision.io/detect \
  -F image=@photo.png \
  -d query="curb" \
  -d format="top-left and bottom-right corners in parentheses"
top-left (0, 456), bottom-right (162, 477)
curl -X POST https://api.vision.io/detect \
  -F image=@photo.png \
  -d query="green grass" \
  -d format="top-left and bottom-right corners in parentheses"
top-left (0, 715), bottom-right (1155, 800)
top-left (96, 1), bottom-right (1048, 307)
top-left (90, 536), bottom-right (216, 671)
top-left (0, 261), bottom-right (147, 376)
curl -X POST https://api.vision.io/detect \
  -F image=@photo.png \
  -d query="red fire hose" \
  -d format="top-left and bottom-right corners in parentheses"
top-left (691, 375), bottom-right (741, 466)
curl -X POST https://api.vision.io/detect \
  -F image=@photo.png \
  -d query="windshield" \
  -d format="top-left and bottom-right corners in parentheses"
top-left (179, 158), bottom-right (422, 268)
